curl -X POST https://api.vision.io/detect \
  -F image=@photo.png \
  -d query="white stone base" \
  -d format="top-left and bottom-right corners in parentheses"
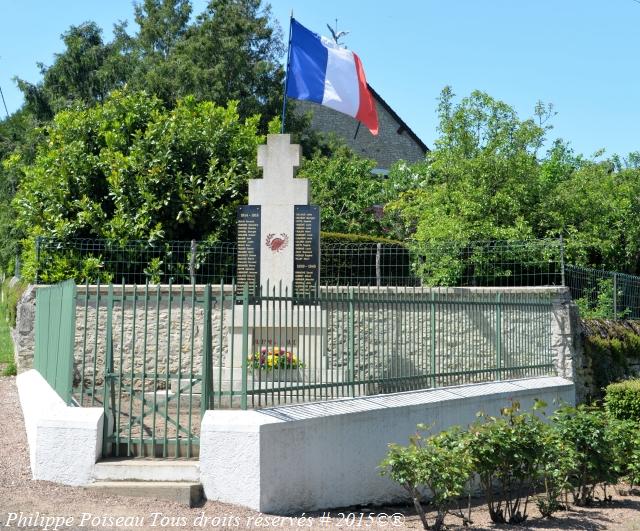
top-left (17, 369), bottom-right (103, 486)
top-left (200, 376), bottom-right (575, 514)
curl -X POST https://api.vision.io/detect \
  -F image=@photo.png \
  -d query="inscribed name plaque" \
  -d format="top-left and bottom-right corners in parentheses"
top-left (237, 205), bottom-right (261, 295)
top-left (294, 205), bottom-right (320, 298)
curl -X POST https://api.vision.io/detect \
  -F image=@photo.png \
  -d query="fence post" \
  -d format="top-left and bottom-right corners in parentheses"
top-left (430, 292), bottom-right (436, 388)
top-left (348, 287), bottom-right (355, 396)
top-left (189, 240), bottom-right (197, 285)
top-left (241, 283), bottom-right (249, 410)
top-left (201, 284), bottom-right (213, 417)
top-left (375, 243), bottom-right (381, 288)
top-left (495, 292), bottom-right (502, 381)
top-left (613, 272), bottom-right (618, 320)
top-left (34, 236), bottom-right (42, 284)
top-left (102, 284), bottom-right (114, 457)
top-left (560, 236), bottom-right (565, 286)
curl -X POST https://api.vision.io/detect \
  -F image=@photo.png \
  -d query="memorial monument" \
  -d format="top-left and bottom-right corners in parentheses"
top-left (237, 134), bottom-right (320, 297)
top-left (231, 134), bottom-right (325, 386)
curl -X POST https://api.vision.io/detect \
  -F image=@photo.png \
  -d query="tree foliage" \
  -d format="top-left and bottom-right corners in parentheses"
top-left (10, 91), bottom-right (262, 279)
top-left (388, 87), bottom-right (640, 280)
top-left (16, 0), bottom-right (284, 127)
top-left (297, 146), bottom-right (412, 236)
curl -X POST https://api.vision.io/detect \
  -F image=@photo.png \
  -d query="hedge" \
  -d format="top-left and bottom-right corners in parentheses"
top-left (605, 379), bottom-right (640, 422)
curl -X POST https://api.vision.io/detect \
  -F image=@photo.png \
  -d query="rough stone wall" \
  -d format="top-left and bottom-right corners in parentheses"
top-left (13, 284), bottom-right (36, 372)
top-left (295, 100), bottom-right (426, 170)
top-left (15, 285), bottom-right (577, 397)
top-left (573, 319), bottom-right (640, 403)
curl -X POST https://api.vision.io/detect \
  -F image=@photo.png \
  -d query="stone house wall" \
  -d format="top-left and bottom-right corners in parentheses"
top-left (295, 98), bottom-right (426, 170)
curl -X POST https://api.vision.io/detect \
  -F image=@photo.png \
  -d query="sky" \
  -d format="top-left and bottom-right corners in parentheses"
top-left (1, 0), bottom-right (638, 158)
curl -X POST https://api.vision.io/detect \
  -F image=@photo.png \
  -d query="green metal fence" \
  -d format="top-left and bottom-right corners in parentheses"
top-left (45, 280), bottom-right (556, 457)
top-left (565, 265), bottom-right (640, 319)
top-left (238, 284), bottom-right (554, 409)
top-left (34, 280), bottom-right (76, 404)
top-left (33, 237), bottom-right (417, 287)
top-left (33, 237), bottom-right (565, 288)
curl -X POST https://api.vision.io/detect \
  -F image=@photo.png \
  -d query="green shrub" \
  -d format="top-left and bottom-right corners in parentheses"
top-left (552, 405), bottom-right (618, 505)
top-left (467, 400), bottom-right (546, 524)
top-left (380, 426), bottom-right (473, 531)
top-left (605, 380), bottom-right (640, 422)
top-left (536, 423), bottom-right (578, 517)
top-left (380, 401), bottom-right (638, 525)
top-left (607, 418), bottom-right (640, 487)
top-left (320, 232), bottom-right (405, 245)
top-left (628, 429), bottom-right (640, 488)
top-left (575, 278), bottom-right (630, 319)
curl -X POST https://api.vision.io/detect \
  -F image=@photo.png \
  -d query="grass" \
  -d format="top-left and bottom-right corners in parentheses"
top-left (0, 285), bottom-right (16, 375)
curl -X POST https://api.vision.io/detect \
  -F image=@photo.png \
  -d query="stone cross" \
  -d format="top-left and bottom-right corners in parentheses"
top-left (248, 134), bottom-right (308, 290)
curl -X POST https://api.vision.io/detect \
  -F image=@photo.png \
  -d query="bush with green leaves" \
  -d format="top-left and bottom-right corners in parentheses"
top-left (381, 400), bottom-right (640, 525)
top-left (606, 419), bottom-right (640, 488)
top-left (467, 400), bottom-right (546, 524)
top-left (535, 422), bottom-right (578, 517)
top-left (605, 380), bottom-right (640, 422)
top-left (628, 429), bottom-right (640, 488)
top-left (552, 405), bottom-right (619, 505)
top-left (380, 426), bottom-right (473, 531)
top-left (10, 90), bottom-right (264, 282)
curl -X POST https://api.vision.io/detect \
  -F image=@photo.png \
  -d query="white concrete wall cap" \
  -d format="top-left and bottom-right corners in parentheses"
top-left (39, 407), bottom-right (104, 429)
top-left (250, 377), bottom-right (574, 423)
top-left (201, 410), bottom-right (283, 433)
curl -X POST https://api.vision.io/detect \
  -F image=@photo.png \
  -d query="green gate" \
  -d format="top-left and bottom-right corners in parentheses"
top-left (74, 282), bottom-right (219, 458)
top-left (34, 280), bottom-right (76, 403)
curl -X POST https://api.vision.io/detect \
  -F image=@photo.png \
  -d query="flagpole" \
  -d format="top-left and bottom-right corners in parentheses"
top-left (280, 11), bottom-right (294, 134)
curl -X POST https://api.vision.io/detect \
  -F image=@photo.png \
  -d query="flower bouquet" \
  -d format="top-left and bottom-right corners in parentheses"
top-left (248, 346), bottom-right (304, 370)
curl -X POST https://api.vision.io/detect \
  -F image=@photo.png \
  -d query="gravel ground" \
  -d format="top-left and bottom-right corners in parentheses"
top-left (1, 374), bottom-right (640, 530)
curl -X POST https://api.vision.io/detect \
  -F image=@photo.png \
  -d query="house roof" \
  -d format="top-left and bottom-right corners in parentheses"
top-left (367, 85), bottom-right (429, 154)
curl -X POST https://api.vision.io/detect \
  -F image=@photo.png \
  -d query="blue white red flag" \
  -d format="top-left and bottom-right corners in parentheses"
top-left (285, 18), bottom-right (379, 136)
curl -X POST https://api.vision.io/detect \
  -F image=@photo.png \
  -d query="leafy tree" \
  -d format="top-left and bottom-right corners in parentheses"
top-left (0, 110), bottom-right (43, 271)
top-left (389, 88), bottom-right (546, 245)
top-left (14, 0), bottom-right (285, 127)
top-left (134, 0), bottom-right (192, 58)
top-left (388, 87), bottom-right (640, 282)
top-left (126, 0), bottom-right (285, 128)
top-left (543, 160), bottom-right (640, 274)
top-left (298, 146), bottom-right (413, 237)
top-left (10, 90), bottom-right (262, 281)
top-left (16, 22), bottom-right (131, 120)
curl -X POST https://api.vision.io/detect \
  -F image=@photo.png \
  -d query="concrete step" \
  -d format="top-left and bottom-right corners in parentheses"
top-left (94, 459), bottom-right (200, 482)
top-left (87, 481), bottom-right (203, 507)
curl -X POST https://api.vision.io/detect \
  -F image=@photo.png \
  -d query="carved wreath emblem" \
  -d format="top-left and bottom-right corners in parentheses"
top-left (265, 233), bottom-right (289, 253)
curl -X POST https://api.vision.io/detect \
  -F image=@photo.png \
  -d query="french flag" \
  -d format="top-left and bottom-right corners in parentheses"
top-left (286, 19), bottom-right (379, 136)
